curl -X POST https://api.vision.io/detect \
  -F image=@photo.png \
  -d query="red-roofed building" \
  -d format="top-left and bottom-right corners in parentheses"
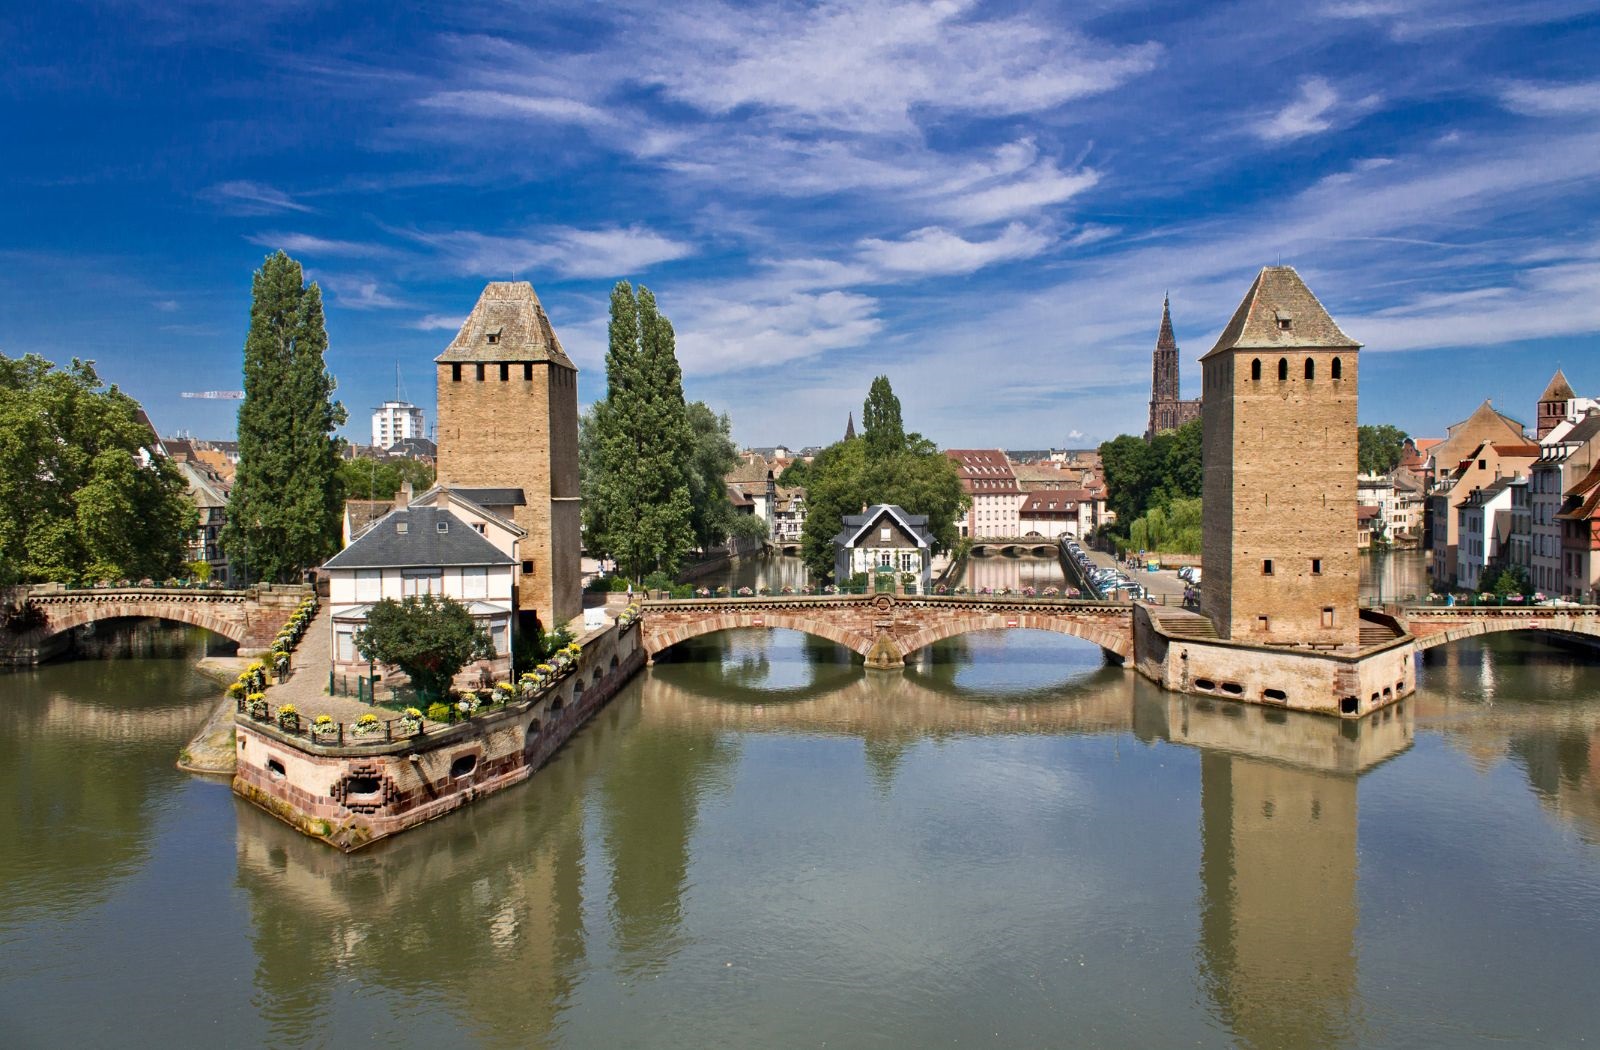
top-left (1018, 490), bottom-right (1102, 540)
top-left (1557, 462), bottom-right (1600, 600)
top-left (945, 449), bottom-right (1022, 539)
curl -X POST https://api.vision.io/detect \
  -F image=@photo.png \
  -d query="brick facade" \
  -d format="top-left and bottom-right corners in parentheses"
top-left (1201, 267), bottom-right (1361, 645)
top-left (434, 282), bottom-right (581, 633)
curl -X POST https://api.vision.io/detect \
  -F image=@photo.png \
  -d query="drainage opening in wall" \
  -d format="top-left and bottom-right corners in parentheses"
top-left (450, 754), bottom-right (478, 779)
top-left (1220, 682), bottom-right (1244, 695)
top-left (267, 758), bottom-right (286, 780)
top-left (1194, 678), bottom-right (1216, 691)
top-left (1263, 687), bottom-right (1288, 702)
top-left (1341, 696), bottom-right (1359, 715)
top-left (346, 775), bottom-right (382, 798)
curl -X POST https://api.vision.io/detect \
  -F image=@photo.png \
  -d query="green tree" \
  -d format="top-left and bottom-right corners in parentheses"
top-left (1358, 424), bottom-right (1409, 475)
top-left (799, 377), bottom-right (966, 579)
top-left (0, 353), bottom-right (195, 585)
top-left (583, 282), bottom-right (695, 580)
top-left (223, 252), bottom-right (347, 582)
top-left (684, 401), bottom-right (741, 551)
top-left (778, 458), bottom-right (812, 488)
top-left (353, 594), bottom-right (495, 702)
top-left (1100, 418), bottom-right (1203, 546)
top-left (335, 455), bottom-right (434, 502)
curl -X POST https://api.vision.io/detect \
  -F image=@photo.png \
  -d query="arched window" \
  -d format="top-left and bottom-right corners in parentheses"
top-left (1277, 358), bottom-right (1288, 381)
top-left (1305, 358), bottom-right (1315, 380)
top-left (1331, 357), bottom-right (1342, 380)
top-left (1251, 358), bottom-right (1262, 381)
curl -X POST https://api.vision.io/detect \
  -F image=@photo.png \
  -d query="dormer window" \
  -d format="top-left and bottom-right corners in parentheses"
top-left (1275, 311), bottom-right (1293, 331)
top-left (486, 328), bottom-right (502, 345)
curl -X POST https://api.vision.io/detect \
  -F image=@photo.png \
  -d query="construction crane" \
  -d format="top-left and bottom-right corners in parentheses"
top-left (180, 390), bottom-right (244, 399)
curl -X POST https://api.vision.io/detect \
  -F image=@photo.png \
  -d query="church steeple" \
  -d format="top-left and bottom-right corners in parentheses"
top-left (1157, 295), bottom-right (1177, 351)
top-left (1148, 295), bottom-right (1198, 438)
top-left (844, 412), bottom-right (856, 441)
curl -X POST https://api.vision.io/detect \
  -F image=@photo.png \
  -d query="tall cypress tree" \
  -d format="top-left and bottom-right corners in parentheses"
top-left (636, 287), bottom-right (695, 573)
top-left (223, 252), bottom-right (346, 583)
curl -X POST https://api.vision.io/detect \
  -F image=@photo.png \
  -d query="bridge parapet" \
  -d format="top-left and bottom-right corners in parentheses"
top-left (7, 584), bottom-right (312, 657)
top-left (1396, 603), bottom-right (1600, 650)
top-left (639, 592), bottom-right (1135, 667)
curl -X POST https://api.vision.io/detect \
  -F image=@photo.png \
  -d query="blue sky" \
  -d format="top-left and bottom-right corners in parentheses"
top-left (4, 0), bottom-right (1599, 449)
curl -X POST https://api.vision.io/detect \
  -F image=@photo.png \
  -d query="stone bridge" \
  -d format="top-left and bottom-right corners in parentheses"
top-left (640, 593), bottom-right (1135, 669)
top-left (2, 584), bottom-right (312, 663)
top-left (967, 536), bottom-right (1066, 557)
top-left (1395, 604), bottom-right (1600, 651)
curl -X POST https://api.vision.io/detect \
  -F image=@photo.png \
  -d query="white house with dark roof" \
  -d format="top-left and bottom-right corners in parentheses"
top-left (324, 490), bottom-right (525, 683)
top-left (832, 504), bottom-right (935, 589)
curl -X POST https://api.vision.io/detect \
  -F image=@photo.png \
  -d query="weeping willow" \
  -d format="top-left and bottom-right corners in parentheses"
top-left (1126, 497), bottom-right (1202, 555)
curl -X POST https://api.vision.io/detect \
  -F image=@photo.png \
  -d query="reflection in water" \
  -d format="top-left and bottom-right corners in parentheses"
top-left (698, 552), bottom-right (813, 593)
top-left (1359, 548), bottom-right (1431, 603)
top-left (948, 554), bottom-right (1068, 593)
top-left (7, 625), bottom-right (1600, 1047)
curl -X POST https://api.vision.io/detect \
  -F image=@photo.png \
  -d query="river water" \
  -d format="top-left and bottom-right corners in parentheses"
top-left (4, 619), bottom-right (1600, 1048)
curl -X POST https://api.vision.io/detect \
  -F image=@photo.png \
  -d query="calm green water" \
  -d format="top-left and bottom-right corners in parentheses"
top-left (4, 623), bottom-right (1600, 1048)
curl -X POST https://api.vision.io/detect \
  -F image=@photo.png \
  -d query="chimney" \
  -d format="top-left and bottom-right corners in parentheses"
top-left (396, 480), bottom-right (413, 508)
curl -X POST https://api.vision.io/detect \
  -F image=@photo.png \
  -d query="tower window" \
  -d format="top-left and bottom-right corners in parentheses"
top-left (1322, 606), bottom-right (1335, 628)
top-left (1258, 615), bottom-right (1270, 631)
top-left (1251, 358), bottom-right (1261, 381)
top-left (1331, 357), bottom-right (1342, 380)
top-left (524, 363), bottom-right (533, 381)
top-left (452, 363), bottom-right (462, 382)
top-left (521, 560), bottom-right (534, 574)
top-left (476, 364), bottom-right (485, 381)
top-left (1312, 558), bottom-right (1322, 574)
top-left (1305, 358), bottom-right (1315, 380)
top-left (500, 363), bottom-right (509, 381)
top-left (1262, 559), bottom-right (1274, 575)
top-left (1277, 358), bottom-right (1288, 381)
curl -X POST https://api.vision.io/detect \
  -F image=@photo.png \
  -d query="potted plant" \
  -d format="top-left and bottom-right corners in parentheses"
top-left (399, 707), bottom-right (424, 735)
top-left (352, 712), bottom-right (384, 737)
top-left (312, 714), bottom-right (336, 738)
top-left (248, 693), bottom-right (268, 721)
top-left (495, 681), bottom-right (516, 704)
top-left (276, 704), bottom-right (300, 733)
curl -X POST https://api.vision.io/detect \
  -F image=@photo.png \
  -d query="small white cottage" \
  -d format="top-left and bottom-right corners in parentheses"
top-left (832, 504), bottom-right (935, 590)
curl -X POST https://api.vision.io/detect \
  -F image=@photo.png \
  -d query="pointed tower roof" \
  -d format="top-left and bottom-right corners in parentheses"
top-left (1539, 369), bottom-right (1575, 403)
top-left (1202, 266), bottom-right (1360, 360)
top-left (844, 412), bottom-right (856, 440)
top-left (1156, 295), bottom-right (1177, 351)
top-left (435, 281), bottom-right (574, 368)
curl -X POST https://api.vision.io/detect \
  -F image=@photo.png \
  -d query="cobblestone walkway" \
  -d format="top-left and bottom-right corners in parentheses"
top-left (267, 608), bottom-right (403, 723)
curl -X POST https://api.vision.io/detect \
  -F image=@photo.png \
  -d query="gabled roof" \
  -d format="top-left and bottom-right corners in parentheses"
top-left (451, 487), bottom-right (526, 508)
top-left (409, 485), bottom-right (526, 536)
top-left (726, 454), bottom-right (772, 485)
top-left (1202, 266), bottom-right (1360, 360)
top-left (324, 505), bottom-right (516, 570)
top-left (832, 504), bottom-right (935, 549)
top-left (435, 282), bottom-right (574, 368)
top-left (344, 499), bottom-right (395, 540)
top-left (1540, 369), bottom-right (1576, 403)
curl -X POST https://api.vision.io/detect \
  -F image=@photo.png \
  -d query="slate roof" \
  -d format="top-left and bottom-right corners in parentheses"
top-left (1203, 266), bottom-right (1361, 360)
top-left (452, 487), bottom-right (526, 507)
top-left (436, 282), bottom-right (575, 368)
top-left (410, 485), bottom-right (525, 536)
top-left (1540, 369), bottom-right (1576, 403)
top-left (344, 499), bottom-right (394, 540)
top-left (324, 505), bottom-right (515, 570)
top-left (832, 505), bottom-right (935, 549)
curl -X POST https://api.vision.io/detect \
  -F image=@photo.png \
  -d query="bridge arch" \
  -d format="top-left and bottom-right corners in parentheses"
top-left (1409, 615), bottom-right (1600, 652)
top-left (897, 614), bottom-right (1132, 660)
top-left (646, 612), bottom-right (873, 661)
top-left (30, 600), bottom-right (249, 645)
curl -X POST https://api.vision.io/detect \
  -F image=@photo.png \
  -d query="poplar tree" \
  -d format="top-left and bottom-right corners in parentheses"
top-left (585, 281), bottom-right (695, 581)
top-left (223, 252), bottom-right (347, 583)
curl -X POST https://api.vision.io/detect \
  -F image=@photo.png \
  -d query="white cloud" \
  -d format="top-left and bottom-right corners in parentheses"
top-left (418, 89), bottom-right (618, 128)
top-left (1257, 77), bottom-right (1343, 141)
top-left (320, 276), bottom-right (408, 310)
top-left (202, 180), bottom-right (314, 216)
top-left (152, 299), bottom-right (180, 312)
top-left (421, 225), bottom-right (695, 280)
top-left (1500, 79), bottom-right (1600, 116)
top-left (250, 232), bottom-right (388, 257)
top-left (674, 289), bottom-right (884, 374)
top-left (409, 313), bottom-right (465, 331)
top-left (857, 223), bottom-right (1051, 276)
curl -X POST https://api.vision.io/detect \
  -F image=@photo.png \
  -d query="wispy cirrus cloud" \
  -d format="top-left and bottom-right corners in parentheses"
top-left (417, 224), bottom-right (695, 280)
top-left (201, 180), bottom-right (314, 216)
top-left (1255, 77), bottom-right (1381, 142)
top-left (408, 313), bottom-right (465, 331)
top-left (857, 223), bottom-right (1052, 276)
top-left (249, 232), bottom-right (390, 258)
top-left (1499, 78), bottom-right (1600, 116)
top-left (319, 275), bottom-right (409, 310)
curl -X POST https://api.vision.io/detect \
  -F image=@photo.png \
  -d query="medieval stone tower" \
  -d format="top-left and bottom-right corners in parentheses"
top-left (435, 282), bottom-right (581, 633)
top-left (1147, 296), bottom-right (1201, 438)
top-left (1200, 267), bottom-right (1360, 645)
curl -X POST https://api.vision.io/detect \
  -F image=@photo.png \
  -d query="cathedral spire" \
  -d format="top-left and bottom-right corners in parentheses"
top-left (844, 411), bottom-right (856, 441)
top-left (1157, 295), bottom-right (1177, 351)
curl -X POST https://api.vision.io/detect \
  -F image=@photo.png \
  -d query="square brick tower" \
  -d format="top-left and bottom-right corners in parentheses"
top-left (1200, 267), bottom-right (1361, 644)
top-left (435, 282), bottom-right (581, 634)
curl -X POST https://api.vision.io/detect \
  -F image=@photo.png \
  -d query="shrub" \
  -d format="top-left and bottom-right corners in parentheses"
top-left (608, 576), bottom-right (633, 592)
top-left (426, 702), bottom-right (454, 724)
top-left (642, 571), bottom-right (674, 593)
